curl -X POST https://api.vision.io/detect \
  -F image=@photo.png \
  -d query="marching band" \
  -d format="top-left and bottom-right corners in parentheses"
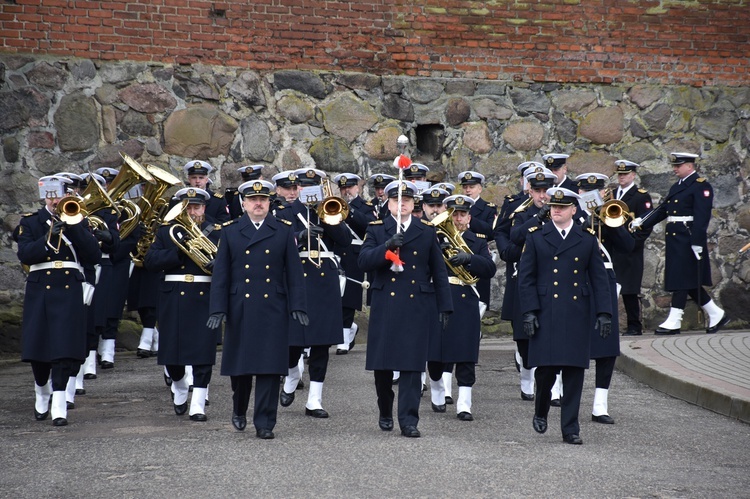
top-left (13, 146), bottom-right (731, 442)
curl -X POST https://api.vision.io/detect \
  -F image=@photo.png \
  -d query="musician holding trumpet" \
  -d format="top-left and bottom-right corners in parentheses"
top-left (144, 187), bottom-right (221, 422)
top-left (16, 175), bottom-right (102, 426)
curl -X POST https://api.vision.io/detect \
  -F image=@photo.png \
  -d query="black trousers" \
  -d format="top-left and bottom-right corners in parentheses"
top-left (515, 338), bottom-right (531, 370)
top-left (671, 288), bottom-right (710, 308)
top-left (31, 360), bottom-right (78, 391)
top-left (621, 294), bottom-right (642, 332)
top-left (342, 307), bottom-right (355, 329)
top-left (535, 365), bottom-right (585, 438)
top-left (166, 364), bottom-right (212, 388)
top-left (594, 356), bottom-right (617, 389)
top-left (288, 345), bottom-right (329, 382)
top-left (374, 370), bottom-right (421, 429)
top-left (427, 361), bottom-right (475, 387)
top-left (231, 374), bottom-right (280, 431)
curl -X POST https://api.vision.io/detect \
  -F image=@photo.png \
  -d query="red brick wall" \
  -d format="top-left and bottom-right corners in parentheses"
top-left (1, 0), bottom-right (748, 86)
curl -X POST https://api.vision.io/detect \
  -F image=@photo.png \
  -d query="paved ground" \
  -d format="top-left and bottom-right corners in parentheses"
top-left (1, 333), bottom-right (749, 498)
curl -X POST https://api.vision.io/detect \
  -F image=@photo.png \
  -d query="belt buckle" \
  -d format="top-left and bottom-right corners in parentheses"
top-left (54, 261), bottom-right (63, 269)
top-left (185, 274), bottom-right (194, 283)
top-left (309, 250), bottom-right (319, 259)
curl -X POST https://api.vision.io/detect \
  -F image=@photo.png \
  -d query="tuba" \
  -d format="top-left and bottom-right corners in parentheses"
top-left (163, 199), bottom-right (218, 274)
top-left (79, 175), bottom-right (119, 231)
top-left (431, 208), bottom-right (479, 285)
top-left (109, 153), bottom-right (156, 238)
top-left (130, 164), bottom-right (183, 267)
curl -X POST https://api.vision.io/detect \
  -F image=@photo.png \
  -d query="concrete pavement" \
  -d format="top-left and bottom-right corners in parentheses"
top-left (0, 332), bottom-right (749, 497)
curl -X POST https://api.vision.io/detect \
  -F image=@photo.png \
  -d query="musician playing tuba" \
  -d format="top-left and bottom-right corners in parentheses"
top-left (426, 194), bottom-right (497, 421)
top-left (143, 187), bottom-right (223, 422)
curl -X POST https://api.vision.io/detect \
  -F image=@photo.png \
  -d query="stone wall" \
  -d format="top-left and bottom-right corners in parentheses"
top-left (1, 54), bottom-right (750, 349)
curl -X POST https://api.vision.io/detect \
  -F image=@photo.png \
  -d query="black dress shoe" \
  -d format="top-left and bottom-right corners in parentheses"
top-left (83, 373), bottom-right (97, 380)
top-left (66, 402), bottom-right (75, 410)
top-left (592, 414), bottom-right (615, 424)
top-left (53, 417), bottom-right (68, 427)
top-left (401, 425), bottom-right (421, 438)
top-left (279, 390), bottom-right (295, 407)
top-left (521, 391), bottom-right (535, 401)
top-left (100, 361), bottom-right (114, 370)
top-left (532, 415), bottom-right (547, 434)
top-left (622, 329), bottom-right (642, 336)
top-left (75, 388), bottom-right (85, 395)
top-left (655, 327), bottom-right (680, 335)
top-left (296, 380), bottom-right (304, 390)
top-left (335, 348), bottom-right (348, 355)
top-left (190, 413), bottom-right (208, 422)
top-left (305, 408), bottom-right (329, 418)
top-left (706, 314), bottom-right (730, 334)
top-left (550, 398), bottom-right (561, 407)
top-left (445, 396), bottom-right (454, 405)
top-left (174, 402), bottom-right (188, 415)
top-left (457, 411), bottom-right (474, 421)
top-left (378, 417), bottom-right (394, 431)
top-left (256, 428), bottom-right (275, 439)
top-left (431, 402), bottom-right (446, 413)
top-left (563, 434), bottom-right (583, 445)
top-left (348, 339), bottom-right (356, 351)
top-left (163, 374), bottom-right (172, 387)
top-left (232, 413), bottom-right (247, 431)
top-left (34, 409), bottom-right (49, 421)
top-left (136, 349), bottom-right (151, 358)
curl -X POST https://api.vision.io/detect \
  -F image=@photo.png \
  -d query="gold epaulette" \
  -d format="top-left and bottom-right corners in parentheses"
top-left (488, 202), bottom-right (496, 207)
top-left (638, 188), bottom-right (648, 193)
top-left (276, 205), bottom-right (286, 210)
top-left (421, 219), bottom-right (432, 225)
top-left (222, 219), bottom-right (238, 227)
top-left (696, 177), bottom-right (707, 183)
top-left (22, 212), bottom-right (34, 217)
top-left (476, 233), bottom-right (486, 239)
top-left (528, 226), bottom-right (539, 233)
top-left (278, 218), bottom-right (292, 225)
top-left (364, 201), bottom-right (373, 206)
top-left (214, 192), bottom-right (224, 198)
top-left (214, 224), bottom-right (222, 231)
top-left (587, 228), bottom-right (596, 236)
top-left (369, 220), bottom-right (383, 225)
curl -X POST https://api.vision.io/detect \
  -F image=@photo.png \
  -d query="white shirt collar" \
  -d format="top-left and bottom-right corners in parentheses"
top-left (391, 214), bottom-right (411, 232)
top-left (555, 220), bottom-right (574, 238)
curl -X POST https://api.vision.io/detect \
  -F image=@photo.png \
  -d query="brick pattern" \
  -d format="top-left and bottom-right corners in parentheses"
top-left (0, 0), bottom-right (748, 86)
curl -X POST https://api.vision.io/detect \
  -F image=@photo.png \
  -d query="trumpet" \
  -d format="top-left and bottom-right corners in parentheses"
top-left (317, 178), bottom-right (350, 225)
top-left (431, 208), bottom-right (479, 285)
top-left (163, 200), bottom-right (218, 274)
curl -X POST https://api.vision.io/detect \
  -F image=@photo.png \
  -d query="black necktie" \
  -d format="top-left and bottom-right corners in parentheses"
top-left (617, 188), bottom-right (623, 200)
top-left (254, 222), bottom-right (260, 229)
top-left (561, 229), bottom-right (566, 238)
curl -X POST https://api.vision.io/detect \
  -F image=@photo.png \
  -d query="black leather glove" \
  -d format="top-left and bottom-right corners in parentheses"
top-left (523, 311), bottom-right (539, 338)
top-left (439, 312), bottom-right (452, 330)
top-left (385, 232), bottom-right (404, 251)
top-left (50, 220), bottom-right (66, 236)
top-left (448, 251), bottom-right (472, 266)
top-left (94, 229), bottom-right (113, 244)
top-left (536, 204), bottom-right (551, 221)
top-left (298, 224), bottom-right (324, 241)
top-left (206, 312), bottom-right (226, 329)
top-left (596, 313), bottom-right (612, 338)
top-left (291, 310), bottom-right (309, 326)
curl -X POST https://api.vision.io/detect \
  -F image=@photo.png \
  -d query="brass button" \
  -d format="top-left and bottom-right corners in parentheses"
top-left (181, 265), bottom-right (185, 269)
top-left (245, 250), bottom-right (250, 255)
top-left (266, 278), bottom-right (270, 283)
top-left (265, 249), bottom-right (270, 254)
top-left (412, 265), bottom-right (416, 269)
top-left (245, 278), bottom-right (250, 283)
top-left (574, 257), bottom-right (579, 262)
top-left (47, 256), bottom-right (51, 261)
top-left (553, 281), bottom-right (558, 286)
top-left (302, 260), bottom-right (306, 265)
top-left (553, 269), bottom-right (558, 273)
top-left (413, 251), bottom-right (418, 255)
top-left (65, 285), bottom-right (69, 289)
top-left (304, 273), bottom-right (308, 277)
top-left (65, 270), bottom-right (69, 275)
top-left (409, 294), bottom-right (414, 298)
top-left (553, 293), bottom-right (558, 298)
top-left (391, 278), bottom-right (396, 282)
top-left (46, 285), bottom-right (50, 289)
top-left (461, 293), bottom-right (466, 298)
top-left (573, 270), bottom-right (578, 274)
top-left (46, 271), bottom-right (51, 275)
top-left (321, 272), bottom-right (325, 277)
top-left (411, 280), bottom-right (415, 284)
top-left (180, 291), bottom-right (185, 296)
top-left (199, 291), bottom-right (204, 296)
top-left (264, 294), bottom-right (268, 298)
top-left (265, 265), bottom-right (270, 269)
top-left (573, 282), bottom-right (578, 287)
top-left (245, 293), bottom-right (250, 298)
top-left (573, 295), bottom-right (578, 300)
top-left (553, 256), bottom-right (558, 260)
top-left (245, 264), bottom-right (249, 269)
top-left (390, 292), bottom-right (395, 297)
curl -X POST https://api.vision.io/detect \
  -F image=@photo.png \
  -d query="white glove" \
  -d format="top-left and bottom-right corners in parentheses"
top-left (692, 245), bottom-right (703, 260)
top-left (630, 217), bottom-right (643, 229)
